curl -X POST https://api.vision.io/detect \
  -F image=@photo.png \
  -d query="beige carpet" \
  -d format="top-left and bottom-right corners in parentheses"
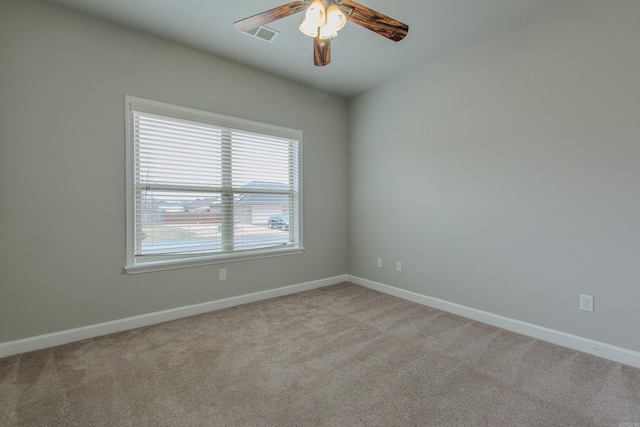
top-left (1, 282), bottom-right (639, 426)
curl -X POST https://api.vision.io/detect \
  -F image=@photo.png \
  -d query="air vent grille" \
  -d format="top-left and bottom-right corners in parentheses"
top-left (243, 26), bottom-right (279, 43)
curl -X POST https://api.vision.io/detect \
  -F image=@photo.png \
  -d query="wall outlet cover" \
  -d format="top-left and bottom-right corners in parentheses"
top-left (580, 294), bottom-right (594, 312)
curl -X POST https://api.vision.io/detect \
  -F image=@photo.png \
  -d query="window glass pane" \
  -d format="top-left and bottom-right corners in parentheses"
top-left (137, 190), bottom-right (223, 256)
top-left (233, 195), bottom-right (292, 251)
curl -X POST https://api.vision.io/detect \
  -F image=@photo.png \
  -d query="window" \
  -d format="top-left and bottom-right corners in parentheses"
top-left (125, 96), bottom-right (303, 273)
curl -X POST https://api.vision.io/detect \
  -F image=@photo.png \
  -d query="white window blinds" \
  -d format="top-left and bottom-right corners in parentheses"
top-left (125, 96), bottom-right (302, 273)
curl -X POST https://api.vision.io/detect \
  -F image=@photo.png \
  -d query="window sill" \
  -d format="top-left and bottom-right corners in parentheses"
top-left (125, 246), bottom-right (305, 274)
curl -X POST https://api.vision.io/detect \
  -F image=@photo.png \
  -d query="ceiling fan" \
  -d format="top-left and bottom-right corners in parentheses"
top-left (233, 0), bottom-right (409, 67)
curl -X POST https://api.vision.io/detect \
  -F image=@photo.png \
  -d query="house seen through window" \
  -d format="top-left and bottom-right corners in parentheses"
top-left (125, 96), bottom-right (303, 273)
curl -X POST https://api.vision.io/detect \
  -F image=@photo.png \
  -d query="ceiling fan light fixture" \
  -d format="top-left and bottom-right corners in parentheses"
top-left (319, 4), bottom-right (346, 39)
top-left (235, 0), bottom-right (409, 67)
top-left (299, 0), bottom-right (326, 38)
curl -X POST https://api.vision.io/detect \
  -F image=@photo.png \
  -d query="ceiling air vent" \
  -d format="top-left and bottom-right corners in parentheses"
top-left (243, 26), bottom-right (279, 43)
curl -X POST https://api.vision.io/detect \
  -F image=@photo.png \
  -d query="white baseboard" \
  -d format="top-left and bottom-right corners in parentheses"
top-left (348, 275), bottom-right (640, 369)
top-left (0, 274), bottom-right (348, 358)
top-left (4, 274), bottom-right (638, 369)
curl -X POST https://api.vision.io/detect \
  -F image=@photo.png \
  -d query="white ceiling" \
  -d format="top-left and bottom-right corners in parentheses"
top-left (42, 0), bottom-right (560, 98)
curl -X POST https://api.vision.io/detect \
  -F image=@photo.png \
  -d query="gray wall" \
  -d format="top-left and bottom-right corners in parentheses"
top-left (0, 0), bottom-right (348, 342)
top-left (348, 0), bottom-right (640, 352)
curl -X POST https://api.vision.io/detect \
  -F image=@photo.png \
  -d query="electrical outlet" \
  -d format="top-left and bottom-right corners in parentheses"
top-left (579, 294), bottom-right (594, 312)
top-left (377, 258), bottom-right (382, 268)
top-left (219, 268), bottom-right (227, 280)
top-left (396, 261), bottom-right (402, 272)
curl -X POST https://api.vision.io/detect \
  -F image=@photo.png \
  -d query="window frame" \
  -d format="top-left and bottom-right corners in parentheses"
top-left (124, 96), bottom-right (304, 274)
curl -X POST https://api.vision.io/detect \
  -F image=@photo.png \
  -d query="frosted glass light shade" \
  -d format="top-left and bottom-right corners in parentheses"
top-left (299, 0), bottom-right (326, 38)
top-left (319, 4), bottom-right (347, 39)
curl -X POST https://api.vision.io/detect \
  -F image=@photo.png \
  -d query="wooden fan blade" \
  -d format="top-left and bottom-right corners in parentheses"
top-left (314, 37), bottom-right (331, 66)
top-left (233, 1), bottom-right (311, 33)
top-left (338, 0), bottom-right (408, 42)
